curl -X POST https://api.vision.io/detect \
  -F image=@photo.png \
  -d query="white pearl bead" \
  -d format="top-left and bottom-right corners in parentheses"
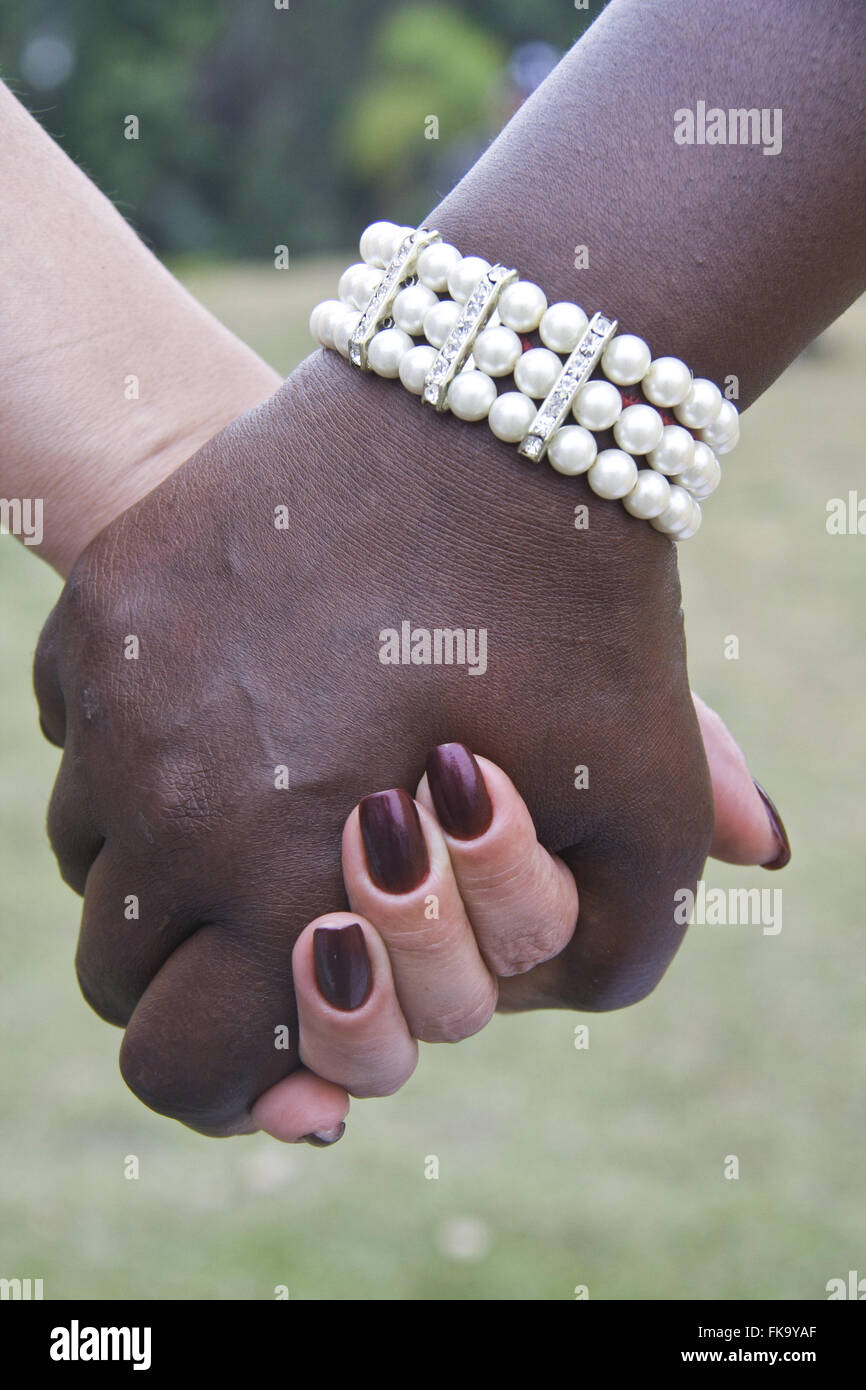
top-left (399, 343), bottom-right (438, 395)
top-left (587, 449), bottom-right (639, 499)
top-left (488, 390), bottom-right (537, 443)
top-left (336, 264), bottom-right (383, 312)
top-left (367, 326), bottom-right (413, 377)
top-left (539, 301), bottom-right (588, 353)
top-left (447, 369), bottom-right (497, 421)
top-left (674, 378), bottom-right (723, 429)
top-left (686, 464), bottom-right (722, 497)
top-left (547, 425), bottom-right (597, 476)
top-left (601, 334), bottom-right (651, 386)
top-left (417, 241), bottom-right (462, 292)
top-left (352, 265), bottom-right (385, 311)
top-left (642, 356), bottom-right (692, 407)
top-left (573, 379), bottom-right (622, 431)
top-left (472, 325), bottom-right (522, 377)
top-left (514, 346), bottom-right (562, 399)
top-left (650, 484), bottom-right (694, 534)
top-left (622, 468), bottom-right (672, 518)
top-left (447, 256), bottom-right (491, 304)
top-left (672, 502), bottom-right (703, 541)
top-left (686, 453), bottom-right (722, 500)
top-left (498, 280), bottom-right (548, 333)
top-left (647, 424), bottom-right (695, 476)
top-left (359, 220), bottom-right (401, 267)
top-left (700, 399), bottom-right (740, 453)
top-left (333, 307), bottom-right (362, 358)
top-left (380, 224), bottom-right (415, 266)
top-left (613, 403), bottom-right (664, 455)
top-left (310, 299), bottom-right (345, 349)
top-left (392, 283), bottom-right (438, 335)
top-left (423, 298), bottom-right (461, 348)
top-left (672, 441), bottom-right (717, 492)
top-left (338, 262), bottom-right (364, 305)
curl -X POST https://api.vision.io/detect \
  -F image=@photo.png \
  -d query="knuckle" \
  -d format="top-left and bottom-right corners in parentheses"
top-left (45, 781), bottom-right (68, 852)
top-left (33, 612), bottom-right (66, 746)
top-left (347, 1055), bottom-right (417, 1099)
top-left (33, 608), bottom-right (59, 685)
top-left (487, 916), bottom-right (571, 978)
top-left (46, 793), bottom-right (88, 895)
top-left (415, 985), bottom-right (497, 1043)
top-left (45, 759), bottom-right (107, 896)
top-left (118, 1031), bottom-right (179, 1116)
top-left (118, 1024), bottom-right (244, 1133)
top-left (75, 949), bottom-right (131, 1028)
top-left (560, 903), bottom-right (685, 1012)
top-left (578, 973), bottom-right (661, 1012)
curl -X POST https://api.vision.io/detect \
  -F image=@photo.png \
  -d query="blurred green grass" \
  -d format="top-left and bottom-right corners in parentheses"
top-left (1, 259), bottom-right (864, 1300)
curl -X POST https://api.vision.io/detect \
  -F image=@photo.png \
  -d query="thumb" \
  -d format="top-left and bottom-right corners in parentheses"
top-left (692, 693), bottom-right (791, 870)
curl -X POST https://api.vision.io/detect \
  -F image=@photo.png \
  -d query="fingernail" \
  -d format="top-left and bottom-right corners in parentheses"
top-left (753, 780), bottom-right (792, 870)
top-left (313, 923), bottom-right (372, 1010)
top-left (359, 788), bottom-right (429, 893)
top-left (426, 743), bottom-right (494, 840)
top-left (302, 1122), bottom-right (346, 1148)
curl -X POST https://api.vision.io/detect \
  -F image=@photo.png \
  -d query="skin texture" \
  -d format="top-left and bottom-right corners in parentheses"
top-left (429, 0), bottom-right (865, 407)
top-left (35, 355), bottom-right (711, 1136)
top-left (33, 0), bottom-right (866, 1134)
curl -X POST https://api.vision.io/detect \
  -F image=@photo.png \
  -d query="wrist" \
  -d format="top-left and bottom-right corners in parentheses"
top-left (290, 342), bottom-right (675, 594)
top-left (22, 344), bottom-right (281, 578)
top-left (311, 220), bottom-right (733, 541)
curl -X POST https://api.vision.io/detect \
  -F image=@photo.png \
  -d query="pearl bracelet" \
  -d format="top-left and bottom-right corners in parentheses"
top-left (310, 221), bottom-right (740, 540)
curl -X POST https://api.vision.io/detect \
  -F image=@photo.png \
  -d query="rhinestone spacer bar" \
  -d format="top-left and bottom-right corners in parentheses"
top-left (518, 312), bottom-right (619, 462)
top-left (422, 264), bottom-right (518, 411)
top-left (348, 226), bottom-right (442, 370)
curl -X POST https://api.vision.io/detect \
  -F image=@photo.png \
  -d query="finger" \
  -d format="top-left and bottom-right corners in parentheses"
top-left (119, 924), bottom-right (299, 1136)
top-left (251, 1069), bottom-right (350, 1146)
top-left (694, 693), bottom-right (792, 869)
top-left (497, 828), bottom-right (701, 1015)
top-left (74, 848), bottom-right (199, 1026)
top-left (75, 840), bottom-right (212, 1026)
top-left (341, 790), bottom-right (498, 1043)
top-left (107, 794), bottom-right (352, 1134)
top-left (415, 744), bottom-right (578, 977)
top-left (292, 913), bottom-right (418, 1098)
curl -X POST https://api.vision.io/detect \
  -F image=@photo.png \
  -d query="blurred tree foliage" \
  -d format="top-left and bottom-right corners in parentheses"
top-left (335, 6), bottom-right (505, 197)
top-left (0, 0), bottom-right (606, 257)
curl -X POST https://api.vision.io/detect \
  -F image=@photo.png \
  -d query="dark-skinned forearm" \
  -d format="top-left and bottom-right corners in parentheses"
top-left (428, 0), bottom-right (865, 409)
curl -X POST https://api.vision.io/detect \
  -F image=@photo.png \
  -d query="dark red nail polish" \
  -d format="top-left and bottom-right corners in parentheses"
top-left (426, 743), bottom-right (493, 840)
top-left (302, 1122), bottom-right (346, 1148)
top-left (359, 788), bottom-right (429, 894)
top-left (753, 780), bottom-right (792, 870)
top-left (313, 923), bottom-right (372, 1011)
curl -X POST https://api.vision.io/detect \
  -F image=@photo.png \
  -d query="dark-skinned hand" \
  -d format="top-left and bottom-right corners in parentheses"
top-left (35, 350), bottom-right (712, 1134)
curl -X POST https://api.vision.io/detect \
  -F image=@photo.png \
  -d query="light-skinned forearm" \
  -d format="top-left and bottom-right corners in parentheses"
top-left (0, 81), bottom-right (281, 576)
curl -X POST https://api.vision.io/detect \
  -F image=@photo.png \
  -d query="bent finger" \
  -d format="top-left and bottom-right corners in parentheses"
top-left (693, 693), bottom-right (791, 869)
top-left (293, 912), bottom-right (418, 1098)
top-left (251, 1069), bottom-right (350, 1147)
top-left (341, 792), bottom-right (498, 1043)
top-left (416, 745), bottom-right (578, 977)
